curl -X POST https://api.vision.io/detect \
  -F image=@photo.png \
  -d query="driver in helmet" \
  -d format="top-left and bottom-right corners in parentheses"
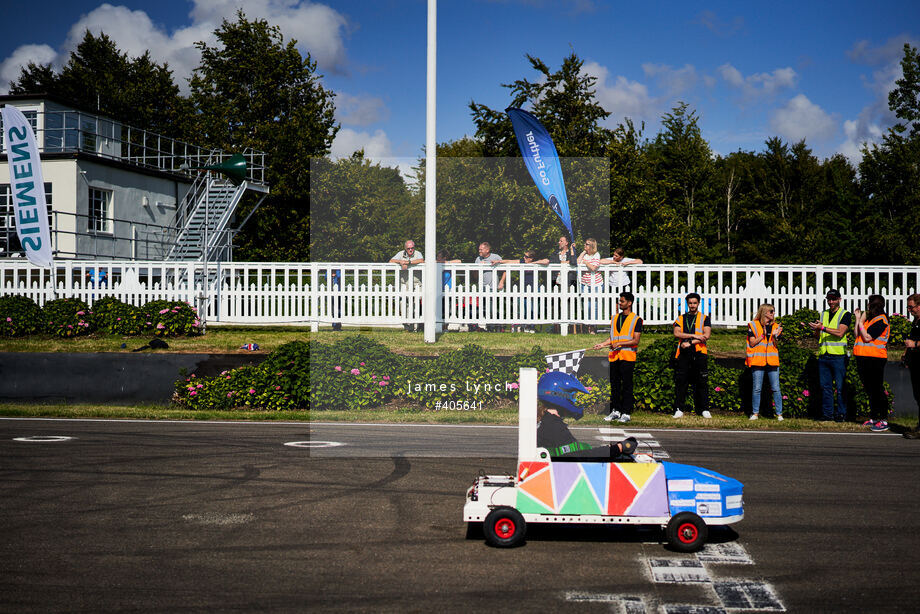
top-left (537, 371), bottom-right (637, 460)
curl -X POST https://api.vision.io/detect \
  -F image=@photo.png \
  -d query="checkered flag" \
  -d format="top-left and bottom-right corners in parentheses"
top-left (544, 349), bottom-right (585, 376)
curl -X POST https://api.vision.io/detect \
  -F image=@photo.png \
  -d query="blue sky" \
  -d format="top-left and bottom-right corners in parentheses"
top-left (1, 0), bottom-right (918, 167)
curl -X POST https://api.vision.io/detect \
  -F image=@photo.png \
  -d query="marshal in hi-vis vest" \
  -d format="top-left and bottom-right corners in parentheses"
top-left (609, 312), bottom-right (639, 362)
top-left (745, 320), bottom-right (779, 367)
top-left (853, 314), bottom-right (889, 359)
top-left (818, 308), bottom-right (849, 356)
top-left (674, 311), bottom-right (708, 357)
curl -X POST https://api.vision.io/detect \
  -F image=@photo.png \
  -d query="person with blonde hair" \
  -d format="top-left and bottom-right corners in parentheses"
top-left (746, 303), bottom-right (784, 420)
top-left (577, 238), bottom-right (604, 334)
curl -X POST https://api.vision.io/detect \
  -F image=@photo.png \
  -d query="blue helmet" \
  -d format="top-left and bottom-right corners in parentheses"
top-left (538, 371), bottom-right (589, 419)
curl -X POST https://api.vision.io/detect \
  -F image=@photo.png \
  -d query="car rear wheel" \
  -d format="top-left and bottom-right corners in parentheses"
top-left (666, 512), bottom-right (708, 552)
top-left (484, 507), bottom-right (526, 547)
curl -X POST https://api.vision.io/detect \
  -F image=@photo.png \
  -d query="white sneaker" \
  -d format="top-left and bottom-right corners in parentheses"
top-left (777, 415), bottom-right (784, 421)
top-left (617, 414), bottom-right (631, 423)
top-left (701, 411), bottom-right (712, 419)
top-left (604, 410), bottom-right (621, 422)
top-left (672, 409), bottom-right (684, 419)
top-left (749, 414), bottom-right (759, 420)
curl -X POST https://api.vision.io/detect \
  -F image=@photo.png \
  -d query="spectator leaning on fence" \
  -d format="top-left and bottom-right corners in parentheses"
top-left (578, 238), bottom-right (604, 334)
top-left (600, 248), bottom-right (643, 291)
top-left (390, 240), bottom-right (424, 332)
top-left (853, 294), bottom-right (891, 432)
top-left (554, 235), bottom-right (578, 289)
top-left (903, 294), bottom-right (920, 439)
top-left (746, 303), bottom-right (784, 421)
top-left (593, 291), bottom-right (642, 424)
top-left (673, 292), bottom-right (712, 419)
top-left (808, 289), bottom-right (851, 422)
top-left (498, 250), bottom-right (549, 332)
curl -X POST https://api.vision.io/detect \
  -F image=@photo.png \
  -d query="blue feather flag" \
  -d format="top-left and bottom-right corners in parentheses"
top-left (506, 107), bottom-right (573, 239)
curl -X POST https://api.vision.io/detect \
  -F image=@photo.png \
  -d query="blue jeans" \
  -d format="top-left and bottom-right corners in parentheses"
top-left (818, 354), bottom-right (847, 419)
top-left (752, 366), bottom-right (782, 416)
top-left (582, 284), bottom-right (601, 321)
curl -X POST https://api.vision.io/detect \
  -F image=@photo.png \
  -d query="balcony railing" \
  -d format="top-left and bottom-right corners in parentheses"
top-left (1, 261), bottom-right (917, 331)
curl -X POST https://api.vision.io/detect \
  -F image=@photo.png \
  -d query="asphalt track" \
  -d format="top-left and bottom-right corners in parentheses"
top-left (1, 418), bottom-right (919, 613)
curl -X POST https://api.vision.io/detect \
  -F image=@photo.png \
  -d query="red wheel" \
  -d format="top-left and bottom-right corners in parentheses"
top-left (484, 507), bottom-right (526, 547)
top-left (666, 512), bottom-right (708, 552)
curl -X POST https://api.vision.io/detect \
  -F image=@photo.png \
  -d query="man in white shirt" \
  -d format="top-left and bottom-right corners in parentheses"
top-left (390, 240), bottom-right (424, 331)
top-left (601, 247), bottom-right (643, 290)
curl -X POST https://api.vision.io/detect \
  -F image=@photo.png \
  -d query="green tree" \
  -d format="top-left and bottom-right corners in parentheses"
top-left (188, 11), bottom-right (339, 261)
top-left (857, 43), bottom-right (920, 264)
top-left (10, 31), bottom-right (190, 137)
top-left (309, 153), bottom-right (415, 262)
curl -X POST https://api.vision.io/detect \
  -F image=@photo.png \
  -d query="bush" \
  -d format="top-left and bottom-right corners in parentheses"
top-left (142, 300), bottom-right (202, 337)
top-left (42, 298), bottom-right (95, 337)
top-left (92, 297), bottom-right (149, 335)
top-left (0, 295), bottom-right (44, 337)
top-left (888, 313), bottom-right (912, 345)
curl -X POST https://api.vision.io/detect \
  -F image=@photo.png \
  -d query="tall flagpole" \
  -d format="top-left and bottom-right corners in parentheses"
top-left (423, 0), bottom-right (438, 343)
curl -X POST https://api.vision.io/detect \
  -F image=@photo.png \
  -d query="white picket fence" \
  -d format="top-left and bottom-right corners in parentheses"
top-left (1, 260), bottom-right (917, 330)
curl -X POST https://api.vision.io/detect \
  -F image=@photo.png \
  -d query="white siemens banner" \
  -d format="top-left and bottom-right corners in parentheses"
top-left (1, 105), bottom-right (52, 267)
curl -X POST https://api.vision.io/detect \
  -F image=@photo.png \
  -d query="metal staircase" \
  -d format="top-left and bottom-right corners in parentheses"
top-left (167, 174), bottom-right (247, 261)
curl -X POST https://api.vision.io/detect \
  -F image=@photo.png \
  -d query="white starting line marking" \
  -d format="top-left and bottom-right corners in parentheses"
top-left (697, 542), bottom-right (754, 565)
top-left (713, 580), bottom-right (785, 611)
top-left (649, 558), bottom-right (711, 583)
top-left (565, 592), bottom-right (648, 613)
top-left (283, 440), bottom-right (346, 448)
top-left (13, 436), bottom-right (74, 443)
top-left (598, 429), bottom-right (654, 438)
top-left (662, 606), bottom-right (726, 614)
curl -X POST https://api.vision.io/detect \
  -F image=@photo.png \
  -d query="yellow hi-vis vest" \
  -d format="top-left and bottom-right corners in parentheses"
top-left (745, 320), bottom-right (780, 367)
top-left (674, 311), bottom-right (708, 357)
top-left (853, 314), bottom-right (889, 359)
top-left (609, 312), bottom-right (639, 362)
top-left (818, 308), bottom-right (849, 356)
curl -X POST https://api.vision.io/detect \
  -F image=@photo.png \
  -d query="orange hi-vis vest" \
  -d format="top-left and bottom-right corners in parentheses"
top-left (609, 312), bottom-right (639, 362)
top-left (853, 314), bottom-right (889, 359)
top-left (675, 311), bottom-right (708, 357)
top-left (745, 320), bottom-right (780, 367)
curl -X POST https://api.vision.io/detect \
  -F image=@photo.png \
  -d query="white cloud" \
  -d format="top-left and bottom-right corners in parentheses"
top-left (0, 1), bottom-right (349, 96)
top-left (0, 44), bottom-right (57, 94)
top-left (331, 128), bottom-right (393, 159)
top-left (769, 94), bottom-right (837, 143)
top-left (581, 61), bottom-right (656, 125)
top-left (718, 63), bottom-right (797, 101)
top-left (642, 63), bottom-right (697, 96)
top-left (335, 93), bottom-right (389, 126)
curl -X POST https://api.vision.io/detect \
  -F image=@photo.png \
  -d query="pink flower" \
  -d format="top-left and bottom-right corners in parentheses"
top-left (782, 395), bottom-right (788, 400)
top-left (371, 375), bottom-right (377, 380)
top-left (196, 384), bottom-right (203, 389)
top-left (885, 390), bottom-right (890, 396)
top-left (334, 366), bottom-right (342, 371)
top-left (227, 392), bottom-right (233, 398)
top-left (802, 390), bottom-right (810, 397)
top-left (189, 391), bottom-right (197, 396)
top-left (156, 323), bottom-right (165, 329)
top-left (193, 319), bottom-right (201, 327)
top-left (5, 317), bottom-right (11, 322)
top-left (797, 397), bottom-right (803, 402)
top-left (159, 309), bottom-right (169, 314)
top-left (275, 386), bottom-right (281, 390)
top-left (360, 362), bottom-right (366, 366)
top-left (76, 311), bottom-right (85, 315)
top-left (585, 386), bottom-right (592, 392)
top-left (379, 381), bottom-right (388, 386)
top-left (545, 368), bottom-right (550, 373)
top-left (714, 386), bottom-right (723, 392)
top-left (384, 375), bottom-right (390, 380)
top-left (248, 388), bottom-right (256, 394)
top-left (350, 368), bottom-right (360, 375)
top-left (116, 317), bottom-right (121, 321)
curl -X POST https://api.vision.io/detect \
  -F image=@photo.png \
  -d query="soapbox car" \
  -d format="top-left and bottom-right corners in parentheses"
top-left (463, 369), bottom-right (743, 552)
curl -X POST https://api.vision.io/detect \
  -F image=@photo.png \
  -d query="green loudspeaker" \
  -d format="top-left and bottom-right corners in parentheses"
top-left (192, 153), bottom-right (248, 186)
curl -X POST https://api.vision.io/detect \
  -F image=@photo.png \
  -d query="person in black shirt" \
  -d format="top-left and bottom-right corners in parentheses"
top-left (853, 295), bottom-right (891, 431)
top-left (592, 291), bottom-right (643, 424)
top-left (903, 294), bottom-right (920, 438)
top-left (672, 293), bottom-right (712, 418)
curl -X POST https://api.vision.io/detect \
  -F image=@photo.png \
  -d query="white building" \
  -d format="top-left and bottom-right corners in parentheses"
top-left (0, 95), bottom-right (269, 261)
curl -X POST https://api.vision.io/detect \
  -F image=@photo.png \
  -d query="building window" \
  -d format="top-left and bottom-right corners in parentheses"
top-left (0, 182), bottom-right (52, 254)
top-left (0, 109), bottom-right (39, 150)
top-left (88, 187), bottom-right (112, 233)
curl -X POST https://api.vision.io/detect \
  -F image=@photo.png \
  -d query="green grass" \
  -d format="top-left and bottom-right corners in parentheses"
top-left (0, 326), bottom-right (751, 357)
top-left (1, 402), bottom-right (913, 432)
